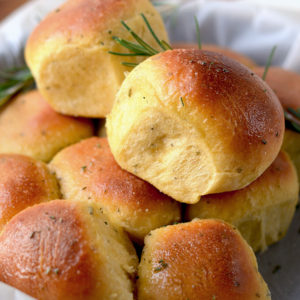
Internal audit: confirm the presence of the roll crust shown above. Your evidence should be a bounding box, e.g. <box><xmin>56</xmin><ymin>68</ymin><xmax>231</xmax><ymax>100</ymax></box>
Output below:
<box><xmin>25</xmin><ymin>0</ymin><xmax>168</xmax><ymax>117</ymax></box>
<box><xmin>186</xmin><ymin>151</ymin><xmax>299</xmax><ymax>251</ymax></box>
<box><xmin>49</xmin><ymin>137</ymin><xmax>181</xmax><ymax>242</ymax></box>
<box><xmin>0</xmin><ymin>90</ymin><xmax>93</xmax><ymax>161</ymax></box>
<box><xmin>0</xmin><ymin>154</ymin><xmax>60</xmax><ymax>230</ymax></box>
<box><xmin>138</xmin><ymin>219</ymin><xmax>270</xmax><ymax>300</ymax></box>
<box><xmin>0</xmin><ymin>200</ymin><xmax>138</xmax><ymax>300</ymax></box>
<box><xmin>173</xmin><ymin>43</ymin><xmax>257</xmax><ymax>69</ymax></box>
<box><xmin>107</xmin><ymin>49</ymin><xmax>284</xmax><ymax>203</ymax></box>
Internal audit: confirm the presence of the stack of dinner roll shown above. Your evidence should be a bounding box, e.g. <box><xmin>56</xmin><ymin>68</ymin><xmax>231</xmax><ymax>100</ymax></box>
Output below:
<box><xmin>0</xmin><ymin>0</ymin><xmax>299</xmax><ymax>299</ymax></box>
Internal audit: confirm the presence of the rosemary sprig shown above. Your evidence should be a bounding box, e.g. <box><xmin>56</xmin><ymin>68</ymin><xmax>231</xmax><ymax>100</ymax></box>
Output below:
<box><xmin>194</xmin><ymin>16</ymin><xmax>202</xmax><ymax>49</ymax></box>
<box><xmin>121</xmin><ymin>19</ymin><xmax>159</xmax><ymax>55</ymax></box>
<box><xmin>262</xmin><ymin>45</ymin><xmax>277</xmax><ymax>81</ymax></box>
<box><xmin>140</xmin><ymin>13</ymin><xmax>172</xmax><ymax>51</ymax></box>
<box><xmin>0</xmin><ymin>66</ymin><xmax>34</xmax><ymax>108</ymax></box>
<box><xmin>109</xmin><ymin>13</ymin><xmax>172</xmax><ymax>66</ymax></box>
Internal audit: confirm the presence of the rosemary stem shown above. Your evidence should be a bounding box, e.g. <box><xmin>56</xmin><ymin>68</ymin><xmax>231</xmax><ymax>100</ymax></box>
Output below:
<box><xmin>262</xmin><ymin>46</ymin><xmax>277</xmax><ymax>81</ymax></box>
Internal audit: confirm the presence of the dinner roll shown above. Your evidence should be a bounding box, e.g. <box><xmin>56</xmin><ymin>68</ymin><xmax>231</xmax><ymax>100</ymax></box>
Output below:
<box><xmin>173</xmin><ymin>42</ymin><xmax>257</xmax><ymax>68</ymax></box>
<box><xmin>107</xmin><ymin>49</ymin><xmax>284</xmax><ymax>204</ymax></box>
<box><xmin>0</xmin><ymin>200</ymin><xmax>138</xmax><ymax>300</ymax></box>
<box><xmin>0</xmin><ymin>154</ymin><xmax>60</xmax><ymax>231</ymax></box>
<box><xmin>25</xmin><ymin>0</ymin><xmax>168</xmax><ymax>117</ymax></box>
<box><xmin>0</xmin><ymin>90</ymin><xmax>93</xmax><ymax>162</ymax></box>
<box><xmin>254</xmin><ymin>66</ymin><xmax>300</xmax><ymax>186</ymax></box>
<box><xmin>138</xmin><ymin>219</ymin><xmax>270</xmax><ymax>300</ymax></box>
<box><xmin>186</xmin><ymin>151</ymin><xmax>298</xmax><ymax>252</ymax></box>
<box><xmin>49</xmin><ymin>137</ymin><xmax>181</xmax><ymax>242</ymax></box>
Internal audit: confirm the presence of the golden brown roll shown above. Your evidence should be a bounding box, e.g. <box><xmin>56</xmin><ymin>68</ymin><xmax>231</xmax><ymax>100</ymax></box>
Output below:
<box><xmin>49</xmin><ymin>137</ymin><xmax>181</xmax><ymax>242</ymax></box>
<box><xmin>0</xmin><ymin>154</ymin><xmax>60</xmax><ymax>231</ymax></box>
<box><xmin>25</xmin><ymin>0</ymin><xmax>168</xmax><ymax>117</ymax></box>
<box><xmin>253</xmin><ymin>66</ymin><xmax>300</xmax><ymax>186</ymax></box>
<box><xmin>107</xmin><ymin>49</ymin><xmax>285</xmax><ymax>204</ymax></box>
<box><xmin>138</xmin><ymin>219</ymin><xmax>270</xmax><ymax>300</ymax></box>
<box><xmin>173</xmin><ymin>42</ymin><xmax>257</xmax><ymax>69</ymax></box>
<box><xmin>0</xmin><ymin>199</ymin><xmax>138</xmax><ymax>300</ymax></box>
<box><xmin>186</xmin><ymin>151</ymin><xmax>298</xmax><ymax>252</ymax></box>
<box><xmin>0</xmin><ymin>90</ymin><xmax>94</xmax><ymax>162</ymax></box>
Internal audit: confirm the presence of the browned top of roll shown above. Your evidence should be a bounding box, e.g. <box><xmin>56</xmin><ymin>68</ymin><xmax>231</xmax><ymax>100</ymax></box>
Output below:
<box><xmin>0</xmin><ymin>154</ymin><xmax>59</xmax><ymax>230</ymax></box>
<box><xmin>0</xmin><ymin>90</ymin><xmax>93</xmax><ymax>161</ymax></box>
<box><xmin>10</xmin><ymin>90</ymin><xmax>92</xmax><ymax>134</ymax></box>
<box><xmin>147</xmin><ymin>49</ymin><xmax>284</xmax><ymax>163</ymax></box>
<box><xmin>0</xmin><ymin>199</ymin><xmax>138</xmax><ymax>299</ymax></box>
<box><xmin>253</xmin><ymin>66</ymin><xmax>300</xmax><ymax>109</ymax></box>
<box><xmin>55</xmin><ymin>137</ymin><xmax>177</xmax><ymax>211</ymax></box>
<box><xmin>138</xmin><ymin>219</ymin><xmax>270</xmax><ymax>300</ymax></box>
<box><xmin>0</xmin><ymin>200</ymin><xmax>96</xmax><ymax>299</ymax></box>
<box><xmin>27</xmin><ymin>0</ymin><xmax>147</xmax><ymax>50</ymax></box>
<box><xmin>173</xmin><ymin>43</ymin><xmax>257</xmax><ymax>68</ymax></box>
<box><xmin>50</xmin><ymin>137</ymin><xmax>180</xmax><ymax>241</ymax></box>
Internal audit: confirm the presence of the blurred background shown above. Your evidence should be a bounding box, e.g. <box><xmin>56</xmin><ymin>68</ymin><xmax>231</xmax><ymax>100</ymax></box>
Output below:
<box><xmin>0</xmin><ymin>0</ymin><xmax>28</xmax><ymax>20</ymax></box>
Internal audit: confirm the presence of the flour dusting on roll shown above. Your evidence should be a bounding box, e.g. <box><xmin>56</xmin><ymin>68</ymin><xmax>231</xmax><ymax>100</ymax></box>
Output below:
<box><xmin>107</xmin><ymin>49</ymin><xmax>284</xmax><ymax>204</ymax></box>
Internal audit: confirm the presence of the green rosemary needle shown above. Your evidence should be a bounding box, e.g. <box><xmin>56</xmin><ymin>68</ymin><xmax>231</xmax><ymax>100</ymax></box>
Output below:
<box><xmin>262</xmin><ymin>45</ymin><xmax>277</xmax><ymax>81</ymax></box>
<box><xmin>122</xmin><ymin>62</ymin><xmax>139</xmax><ymax>67</ymax></box>
<box><xmin>194</xmin><ymin>16</ymin><xmax>202</xmax><ymax>49</ymax></box>
<box><xmin>0</xmin><ymin>66</ymin><xmax>34</xmax><ymax>108</ymax></box>
<box><xmin>140</xmin><ymin>13</ymin><xmax>172</xmax><ymax>51</ymax></box>
<box><xmin>108</xmin><ymin>13</ymin><xmax>173</xmax><ymax>65</ymax></box>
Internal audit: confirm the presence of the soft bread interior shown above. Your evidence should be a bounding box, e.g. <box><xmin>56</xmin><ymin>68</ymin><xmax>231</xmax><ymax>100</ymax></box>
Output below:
<box><xmin>77</xmin><ymin>200</ymin><xmax>138</xmax><ymax>300</ymax></box>
<box><xmin>49</xmin><ymin>138</ymin><xmax>181</xmax><ymax>242</ymax></box>
<box><xmin>37</xmin><ymin>45</ymin><xmax>121</xmax><ymax>117</ymax></box>
<box><xmin>107</xmin><ymin>50</ymin><xmax>284</xmax><ymax>203</ymax></box>
<box><xmin>0</xmin><ymin>200</ymin><xmax>138</xmax><ymax>300</ymax></box>
<box><xmin>110</xmin><ymin>107</ymin><xmax>215</xmax><ymax>204</ymax></box>
<box><xmin>186</xmin><ymin>151</ymin><xmax>299</xmax><ymax>251</ymax></box>
<box><xmin>27</xmin><ymin>3</ymin><xmax>169</xmax><ymax>117</ymax></box>
<box><xmin>237</xmin><ymin>200</ymin><xmax>296</xmax><ymax>251</ymax></box>
<box><xmin>107</xmin><ymin>70</ymin><xmax>252</xmax><ymax>204</ymax></box>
